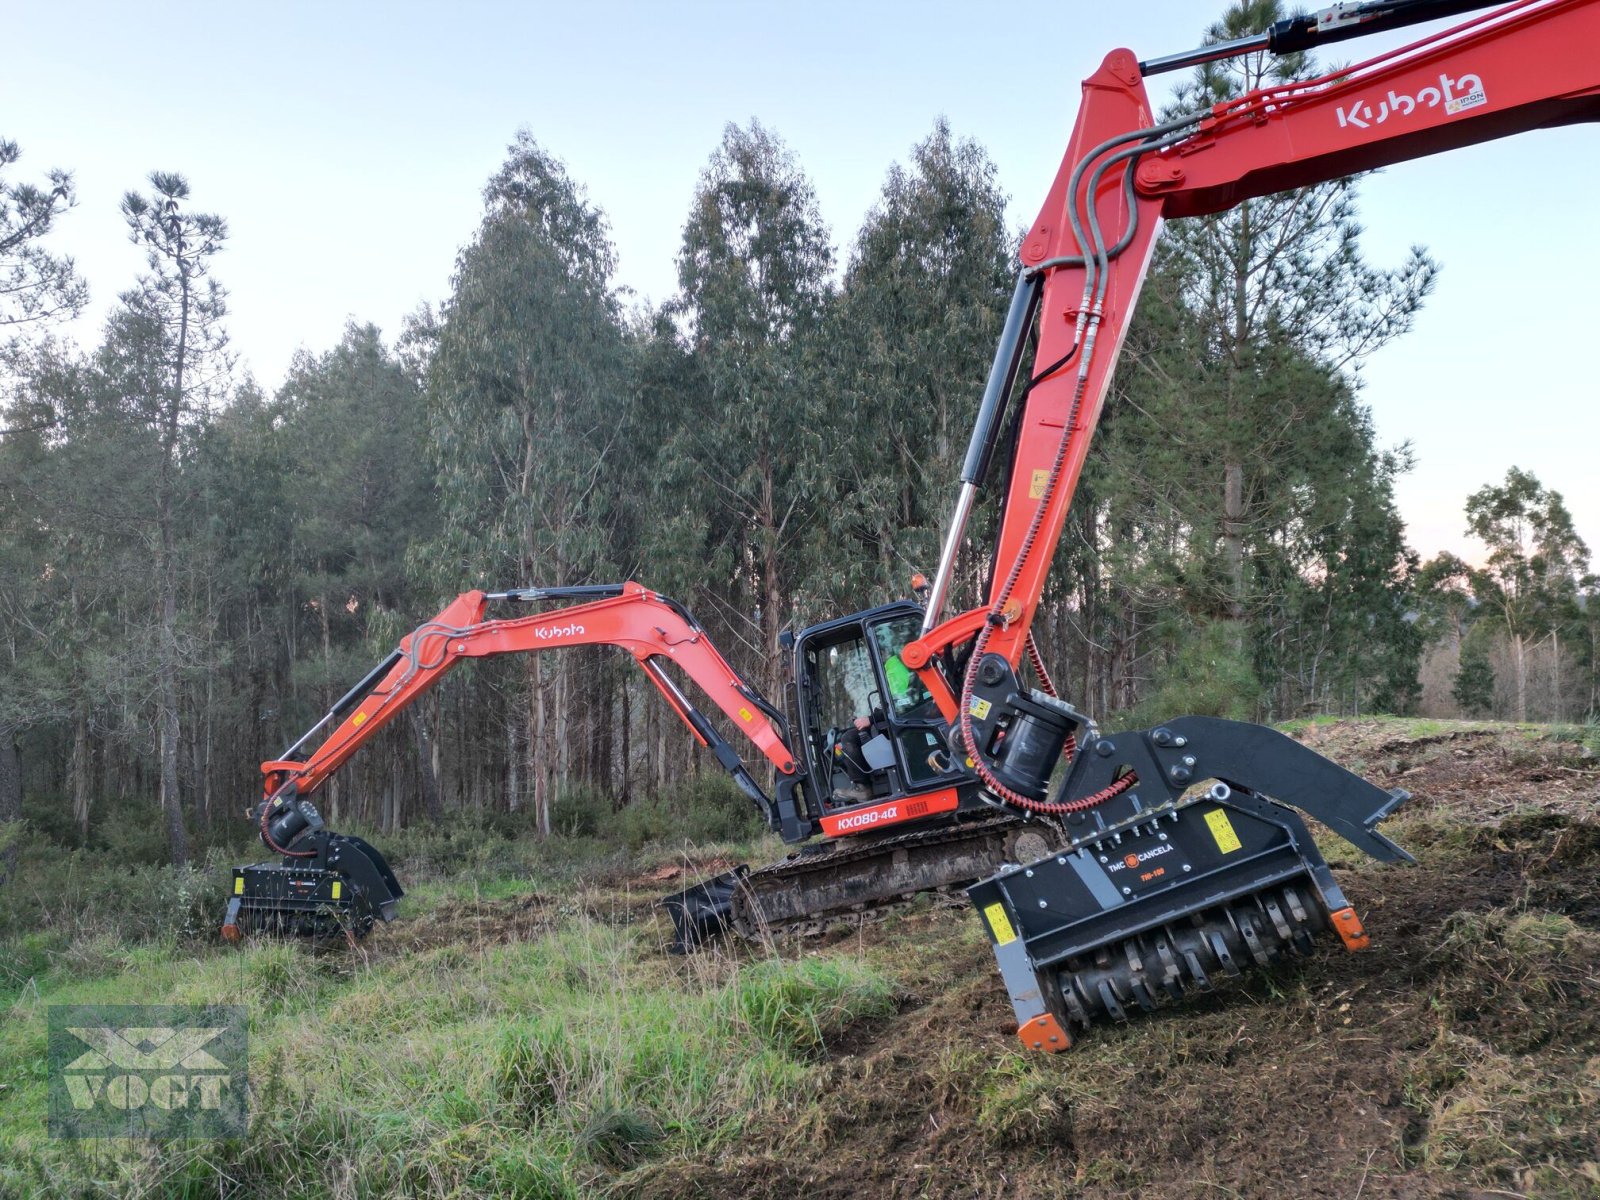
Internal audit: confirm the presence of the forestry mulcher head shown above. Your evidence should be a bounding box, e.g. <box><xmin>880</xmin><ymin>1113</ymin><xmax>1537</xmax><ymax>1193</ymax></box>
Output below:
<box><xmin>221</xmin><ymin>787</ymin><xmax>403</xmax><ymax>942</ymax></box>
<box><xmin>966</xmin><ymin>715</ymin><xmax>1413</xmax><ymax>1051</ymax></box>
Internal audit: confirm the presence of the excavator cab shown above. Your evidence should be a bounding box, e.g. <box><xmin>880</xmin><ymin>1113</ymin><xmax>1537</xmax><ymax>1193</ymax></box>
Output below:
<box><xmin>790</xmin><ymin>602</ymin><xmax>975</xmax><ymax>837</ymax></box>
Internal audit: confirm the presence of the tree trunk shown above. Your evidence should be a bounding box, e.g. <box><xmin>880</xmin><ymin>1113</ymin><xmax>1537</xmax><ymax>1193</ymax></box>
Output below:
<box><xmin>1512</xmin><ymin>632</ymin><xmax>1528</xmax><ymax>723</ymax></box>
<box><xmin>71</xmin><ymin>713</ymin><xmax>91</xmax><ymax>842</ymax></box>
<box><xmin>1223</xmin><ymin>461</ymin><xmax>1246</xmax><ymax>626</ymax></box>
<box><xmin>760</xmin><ymin>460</ymin><xmax>785</xmax><ymax>702</ymax></box>
<box><xmin>409</xmin><ymin>707</ymin><xmax>443</xmax><ymax>821</ymax></box>
<box><xmin>506</xmin><ymin>706</ymin><xmax>521</xmax><ymax>812</ymax></box>
<box><xmin>619</xmin><ymin>677</ymin><xmax>631</xmax><ymax>805</ymax></box>
<box><xmin>0</xmin><ymin>722</ymin><xmax>20</xmax><ymax>888</ymax></box>
<box><xmin>157</xmin><ymin>552</ymin><xmax>189</xmax><ymax>866</ymax></box>
<box><xmin>1550</xmin><ymin>631</ymin><xmax>1561</xmax><ymax>724</ymax></box>
<box><xmin>529</xmin><ymin>661</ymin><xmax>552</xmax><ymax>838</ymax></box>
<box><xmin>155</xmin><ymin>250</ymin><xmax>192</xmax><ymax>868</ymax></box>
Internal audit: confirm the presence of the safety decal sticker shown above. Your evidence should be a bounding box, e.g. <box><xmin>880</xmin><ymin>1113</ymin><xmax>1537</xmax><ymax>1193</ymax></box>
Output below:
<box><xmin>1205</xmin><ymin>807</ymin><xmax>1242</xmax><ymax>854</ymax></box>
<box><xmin>984</xmin><ymin>902</ymin><xmax>1017</xmax><ymax>946</ymax></box>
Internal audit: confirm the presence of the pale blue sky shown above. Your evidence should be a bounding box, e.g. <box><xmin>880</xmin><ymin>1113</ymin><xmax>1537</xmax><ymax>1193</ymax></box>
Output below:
<box><xmin>6</xmin><ymin>1</ymin><xmax>1596</xmax><ymax>563</ymax></box>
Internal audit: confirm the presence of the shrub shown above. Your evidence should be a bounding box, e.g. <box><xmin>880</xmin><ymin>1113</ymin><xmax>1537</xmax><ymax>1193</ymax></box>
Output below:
<box><xmin>614</xmin><ymin>775</ymin><xmax>751</xmax><ymax>850</ymax></box>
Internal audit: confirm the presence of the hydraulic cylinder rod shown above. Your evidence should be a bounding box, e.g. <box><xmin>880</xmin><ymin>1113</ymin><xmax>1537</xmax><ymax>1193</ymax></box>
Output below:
<box><xmin>1139</xmin><ymin>0</ymin><xmax>1504</xmax><ymax>75</ymax></box>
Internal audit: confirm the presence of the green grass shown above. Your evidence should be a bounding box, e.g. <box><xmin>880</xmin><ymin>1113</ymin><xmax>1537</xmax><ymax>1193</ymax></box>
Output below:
<box><xmin>4</xmin><ymin>716</ymin><xmax>1596</xmax><ymax>1198</ymax></box>
<box><xmin>0</xmin><ymin>777</ymin><xmax>856</xmax><ymax>1198</ymax></box>
<box><xmin>0</xmin><ymin>915</ymin><xmax>895</xmax><ymax>1198</ymax></box>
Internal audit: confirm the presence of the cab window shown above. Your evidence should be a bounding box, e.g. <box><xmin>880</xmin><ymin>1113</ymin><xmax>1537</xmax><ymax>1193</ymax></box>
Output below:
<box><xmin>869</xmin><ymin>615</ymin><xmax>934</xmax><ymax>717</ymax></box>
<box><xmin>812</xmin><ymin>632</ymin><xmax>876</xmax><ymax>732</ymax></box>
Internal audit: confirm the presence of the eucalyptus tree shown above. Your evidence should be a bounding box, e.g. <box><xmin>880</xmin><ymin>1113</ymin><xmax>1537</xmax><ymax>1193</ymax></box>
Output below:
<box><xmin>671</xmin><ymin>121</ymin><xmax>834</xmax><ymax>691</ymax></box>
<box><xmin>822</xmin><ymin>119</ymin><xmax>1012</xmax><ymax>615</ymax></box>
<box><xmin>1465</xmin><ymin>467</ymin><xmax>1589</xmax><ymax>721</ymax></box>
<box><xmin>423</xmin><ymin>132</ymin><xmax>628</xmax><ymax>833</ymax></box>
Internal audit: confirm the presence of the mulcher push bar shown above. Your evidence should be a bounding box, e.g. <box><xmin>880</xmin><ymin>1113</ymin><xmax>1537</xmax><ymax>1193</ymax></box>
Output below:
<box><xmin>1139</xmin><ymin>0</ymin><xmax>1505</xmax><ymax>75</ymax></box>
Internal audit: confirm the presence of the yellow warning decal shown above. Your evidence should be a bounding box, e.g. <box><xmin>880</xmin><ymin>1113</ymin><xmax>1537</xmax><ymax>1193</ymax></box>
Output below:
<box><xmin>984</xmin><ymin>902</ymin><xmax>1017</xmax><ymax>945</ymax></box>
<box><xmin>234</xmin><ymin>876</ymin><xmax>245</xmax><ymax>895</ymax></box>
<box><xmin>970</xmin><ymin>697</ymin><xmax>993</xmax><ymax>720</ymax></box>
<box><xmin>1029</xmin><ymin>469</ymin><xmax>1049</xmax><ymax>500</ymax></box>
<box><xmin>1205</xmin><ymin>807</ymin><xmax>1242</xmax><ymax>854</ymax></box>
<box><xmin>739</xmin><ymin>706</ymin><xmax>753</xmax><ymax>722</ymax></box>
<box><xmin>332</xmin><ymin>881</ymin><xmax>343</xmax><ymax>900</ymax></box>
<box><xmin>351</xmin><ymin>711</ymin><xmax>368</xmax><ymax>728</ymax></box>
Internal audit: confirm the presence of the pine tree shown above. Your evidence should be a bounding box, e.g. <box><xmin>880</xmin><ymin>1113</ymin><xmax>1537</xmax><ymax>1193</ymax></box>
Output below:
<box><xmin>0</xmin><ymin>138</ymin><xmax>86</xmax><ymax>879</ymax></box>
<box><xmin>0</xmin><ymin>138</ymin><xmax>87</xmax><ymax>345</ymax></box>
<box><xmin>113</xmin><ymin>172</ymin><xmax>231</xmax><ymax>866</ymax></box>
<box><xmin>1452</xmin><ymin>632</ymin><xmax>1497</xmax><ymax>717</ymax></box>
<box><xmin>1161</xmin><ymin>1</ymin><xmax>1435</xmax><ymax>637</ymax></box>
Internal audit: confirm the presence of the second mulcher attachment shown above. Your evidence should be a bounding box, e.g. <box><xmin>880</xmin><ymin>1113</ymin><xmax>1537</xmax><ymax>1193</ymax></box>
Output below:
<box><xmin>221</xmin><ymin>787</ymin><xmax>403</xmax><ymax>942</ymax></box>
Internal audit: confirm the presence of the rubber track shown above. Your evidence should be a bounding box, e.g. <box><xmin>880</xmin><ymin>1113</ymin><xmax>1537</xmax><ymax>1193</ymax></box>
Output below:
<box><xmin>731</xmin><ymin>812</ymin><xmax>1058</xmax><ymax>939</ymax></box>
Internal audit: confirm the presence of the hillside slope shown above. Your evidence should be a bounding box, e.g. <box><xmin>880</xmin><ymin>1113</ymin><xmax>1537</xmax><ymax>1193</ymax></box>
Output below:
<box><xmin>634</xmin><ymin>720</ymin><xmax>1600</xmax><ymax>1199</ymax></box>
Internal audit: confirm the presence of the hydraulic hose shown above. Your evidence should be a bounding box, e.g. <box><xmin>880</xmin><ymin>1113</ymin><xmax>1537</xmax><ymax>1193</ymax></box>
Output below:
<box><xmin>958</xmin><ymin>112</ymin><xmax>1204</xmax><ymax>815</ymax></box>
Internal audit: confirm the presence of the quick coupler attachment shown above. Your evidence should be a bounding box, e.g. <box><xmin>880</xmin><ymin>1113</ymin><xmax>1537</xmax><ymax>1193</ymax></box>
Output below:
<box><xmin>969</xmin><ymin>716</ymin><xmax>1412</xmax><ymax>1051</ymax></box>
<box><xmin>222</xmin><ymin>830</ymin><xmax>403</xmax><ymax>942</ymax></box>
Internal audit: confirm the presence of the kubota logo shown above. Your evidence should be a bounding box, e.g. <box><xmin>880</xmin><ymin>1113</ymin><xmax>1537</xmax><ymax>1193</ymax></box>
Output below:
<box><xmin>534</xmin><ymin>622</ymin><xmax>585</xmax><ymax>640</ymax></box>
<box><xmin>49</xmin><ymin>1005</ymin><xmax>247</xmax><ymax>1139</ymax></box>
<box><xmin>1336</xmin><ymin>70</ymin><xmax>1486</xmax><ymax>131</ymax></box>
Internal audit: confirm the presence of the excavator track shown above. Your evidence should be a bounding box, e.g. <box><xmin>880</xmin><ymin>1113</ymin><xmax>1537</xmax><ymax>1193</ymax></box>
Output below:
<box><xmin>728</xmin><ymin>813</ymin><xmax>1068</xmax><ymax>940</ymax></box>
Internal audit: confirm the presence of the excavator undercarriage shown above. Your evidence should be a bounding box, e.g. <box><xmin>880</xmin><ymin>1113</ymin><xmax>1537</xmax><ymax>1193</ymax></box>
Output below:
<box><xmin>666</xmin><ymin>811</ymin><xmax>1067</xmax><ymax>948</ymax></box>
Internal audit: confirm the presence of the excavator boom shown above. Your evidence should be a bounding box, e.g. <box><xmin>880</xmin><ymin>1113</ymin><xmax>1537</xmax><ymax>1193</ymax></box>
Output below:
<box><xmin>225</xmin><ymin>583</ymin><xmax>817</xmax><ymax>940</ymax></box>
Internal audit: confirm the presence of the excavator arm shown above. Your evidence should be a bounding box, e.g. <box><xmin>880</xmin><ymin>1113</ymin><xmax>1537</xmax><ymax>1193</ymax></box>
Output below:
<box><xmin>916</xmin><ymin>0</ymin><xmax>1600</xmax><ymax>682</ymax></box>
<box><xmin>223</xmin><ymin>582</ymin><xmax>816</xmax><ymax>941</ymax></box>
<box><xmin>259</xmin><ymin>581</ymin><xmax>805</xmax><ymax>835</ymax></box>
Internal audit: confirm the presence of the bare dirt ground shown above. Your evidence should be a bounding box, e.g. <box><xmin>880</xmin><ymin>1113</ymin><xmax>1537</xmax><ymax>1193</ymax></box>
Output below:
<box><xmin>625</xmin><ymin>721</ymin><xmax>1600</xmax><ymax>1200</ymax></box>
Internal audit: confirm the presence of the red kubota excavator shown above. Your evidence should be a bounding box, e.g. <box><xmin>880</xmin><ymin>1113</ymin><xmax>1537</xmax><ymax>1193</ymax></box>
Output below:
<box><xmin>224</xmin><ymin>0</ymin><xmax>1600</xmax><ymax>1050</ymax></box>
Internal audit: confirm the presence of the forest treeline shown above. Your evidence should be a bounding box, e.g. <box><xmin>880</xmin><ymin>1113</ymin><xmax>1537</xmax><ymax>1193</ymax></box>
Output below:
<box><xmin>0</xmin><ymin>6</ymin><xmax>1595</xmax><ymax>868</ymax></box>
